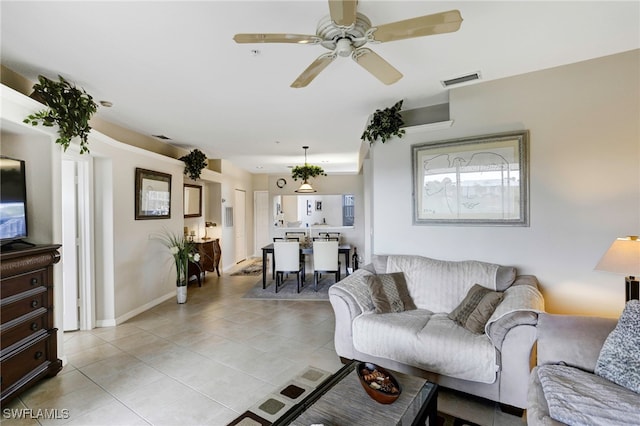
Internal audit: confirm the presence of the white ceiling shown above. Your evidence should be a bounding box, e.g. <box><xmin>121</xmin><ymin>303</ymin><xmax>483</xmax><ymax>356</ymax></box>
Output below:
<box><xmin>2</xmin><ymin>1</ymin><xmax>638</xmax><ymax>174</ymax></box>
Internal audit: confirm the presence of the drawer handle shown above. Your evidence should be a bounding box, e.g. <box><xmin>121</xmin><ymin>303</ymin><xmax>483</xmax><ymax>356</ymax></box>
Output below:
<box><xmin>34</xmin><ymin>351</ymin><xmax>43</xmax><ymax>360</ymax></box>
<box><xmin>31</xmin><ymin>322</ymin><xmax>39</xmax><ymax>331</ymax></box>
<box><xmin>31</xmin><ymin>300</ymin><xmax>39</xmax><ymax>308</ymax></box>
<box><xmin>31</xmin><ymin>277</ymin><xmax>39</xmax><ymax>285</ymax></box>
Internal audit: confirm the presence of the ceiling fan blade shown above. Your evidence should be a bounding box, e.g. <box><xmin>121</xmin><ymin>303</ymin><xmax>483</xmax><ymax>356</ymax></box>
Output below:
<box><xmin>371</xmin><ymin>10</ymin><xmax>463</xmax><ymax>43</ymax></box>
<box><xmin>291</xmin><ymin>54</ymin><xmax>336</xmax><ymax>88</ymax></box>
<box><xmin>328</xmin><ymin>0</ymin><xmax>358</xmax><ymax>27</ymax></box>
<box><xmin>233</xmin><ymin>33</ymin><xmax>320</xmax><ymax>44</ymax></box>
<box><xmin>352</xmin><ymin>48</ymin><xmax>402</xmax><ymax>85</ymax></box>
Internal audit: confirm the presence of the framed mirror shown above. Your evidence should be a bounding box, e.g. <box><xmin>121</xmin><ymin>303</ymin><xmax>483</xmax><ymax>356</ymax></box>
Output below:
<box><xmin>135</xmin><ymin>168</ymin><xmax>171</xmax><ymax>220</ymax></box>
<box><xmin>184</xmin><ymin>184</ymin><xmax>202</xmax><ymax>218</ymax></box>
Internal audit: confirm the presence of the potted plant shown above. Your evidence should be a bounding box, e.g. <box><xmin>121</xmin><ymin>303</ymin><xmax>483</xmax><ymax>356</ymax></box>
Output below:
<box><xmin>180</xmin><ymin>149</ymin><xmax>208</xmax><ymax>180</ymax></box>
<box><xmin>360</xmin><ymin>100</ymin><xmax>405</xmax><ymax>145</ymax></box>
<box><xmin>291</xmin><ymin>145</ymin><xmax>326</xmax><ymax>182</ymax></box>
<box><xmin>23</xmin><ymin>75</ymin><xmax>98</xmax><ymax>154</ymax></box>
<box><xmin>157</xmin><ymin>229</ymin><xmax>200</xmax><ymax>303</ymax></box>
<box><xmin>291</xmin><ymin>164</ymin><xmax>327</xmax><ymax>182</ymax></box>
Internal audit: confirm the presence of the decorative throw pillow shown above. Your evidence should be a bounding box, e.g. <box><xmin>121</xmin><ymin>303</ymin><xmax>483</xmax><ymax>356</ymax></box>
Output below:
<box><xmin>448</xmin><ymin>284</ymin><xmax>504</xmax><ymax>334</ymax></box>
<box><xmin>594</xmin><ymin>299</ymin><xmax>640</xmax><ymax>394</ymax></box>
<box><xmin>366</xmin><ymin>272</ymin><xmax>416</xmax><ymax>314</ymax></box>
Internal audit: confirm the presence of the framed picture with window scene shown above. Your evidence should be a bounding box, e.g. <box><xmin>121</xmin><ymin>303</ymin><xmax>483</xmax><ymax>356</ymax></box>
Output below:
<box><xmin>412</xmin><ymin>130</ymin><xmax>529</xmax><ymax>226</ymax></box>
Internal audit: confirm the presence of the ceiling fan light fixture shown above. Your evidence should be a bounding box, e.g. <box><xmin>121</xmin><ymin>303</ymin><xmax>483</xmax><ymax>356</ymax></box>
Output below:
<box><xmin>336</xmin><ymin>38</ymin><xmax>353</xmax><ymax>57</ymax></box>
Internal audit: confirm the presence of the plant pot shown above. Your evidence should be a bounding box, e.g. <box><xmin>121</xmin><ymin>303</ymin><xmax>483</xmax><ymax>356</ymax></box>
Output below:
<box><xmin>177</xmin><ymin>285</ymin><xmax>187</xmax><ymax>304</ymax></box>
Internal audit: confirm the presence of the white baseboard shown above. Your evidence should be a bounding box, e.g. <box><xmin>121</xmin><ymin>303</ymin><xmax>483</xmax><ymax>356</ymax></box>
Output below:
<box><xmin>96</xmin><ymin>319</ymin><xmax>117</xmax><ymax>327</ymax></box>
<box><xmin>94</xmin><ymin>291</ymin><xmax>175</xmax><ymax>328</ymax></box>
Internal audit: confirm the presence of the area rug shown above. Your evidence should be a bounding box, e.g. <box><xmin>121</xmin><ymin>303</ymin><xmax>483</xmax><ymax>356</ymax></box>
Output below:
<box><xmin>230</xmin><ymin>258</ymin><xmax>264</xmax><ymax>276</ymax></box>
<box><xmin>242</xmin><ymin>274</ymin><xmax>335</xmax><ymax>301</ymax></box>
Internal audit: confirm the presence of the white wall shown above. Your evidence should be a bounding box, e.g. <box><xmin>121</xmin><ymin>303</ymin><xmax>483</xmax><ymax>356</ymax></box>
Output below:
<box><xmin>1</xmin><ymin>84</ymin><xmax>258</xmax><ymax>339</ymax></box>
<box><xmin>369</xmin><ymin>50</ymin><xmax>639</xmax><ymax>318</ymax></box>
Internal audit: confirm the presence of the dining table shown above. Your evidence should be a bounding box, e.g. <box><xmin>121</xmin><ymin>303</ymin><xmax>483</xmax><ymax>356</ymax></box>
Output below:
<box><xmin>261</xmin><ymin>242</ymin><xmax>352</xmax><ymax>289</ymax></box>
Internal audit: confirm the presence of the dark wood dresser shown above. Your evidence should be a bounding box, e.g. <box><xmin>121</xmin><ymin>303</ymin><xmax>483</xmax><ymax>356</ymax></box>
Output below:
<box><xmin>0</xmin><ymin>244</ymin><xmax>63</xmax><ymax>405</ymax></box>
<box><xmin>193</xmin><ymin>239</ymin><xmax>221</xmax><ymax>276</ymax></box>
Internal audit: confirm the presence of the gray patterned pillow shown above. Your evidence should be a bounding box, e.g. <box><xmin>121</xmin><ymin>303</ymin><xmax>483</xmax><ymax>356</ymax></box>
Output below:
<box><xmin>449</xmin><ymin>284</ymin><xmax>503</xmax><ymax>334</ymax></box>
<box><xmin>366</xmin><ymin>272</ymin><xmax>416</xmax><ymax>314</ymax></box>
<box><xmin>594</xmin><ymin>299</ymin><xmax>640</xmax><ymax>393</ymax></box>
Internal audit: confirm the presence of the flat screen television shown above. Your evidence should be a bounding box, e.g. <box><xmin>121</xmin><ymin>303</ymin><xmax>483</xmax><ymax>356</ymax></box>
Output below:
<box><xmin>0</xmin><ymin>156</ymin><xmax>29</xmax><ymax>244</ymax></box>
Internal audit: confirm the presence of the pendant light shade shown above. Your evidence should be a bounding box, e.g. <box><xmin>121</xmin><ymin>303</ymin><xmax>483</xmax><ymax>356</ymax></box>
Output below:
<box><xmin>295</xmin><ymin>180</ymin><xmax>316</xmax><ymax>193</ymax></box>
<box><xmin>292</xmin><ymin>146</ymin><xmax>325</xmax><ymax>193</ymax></box>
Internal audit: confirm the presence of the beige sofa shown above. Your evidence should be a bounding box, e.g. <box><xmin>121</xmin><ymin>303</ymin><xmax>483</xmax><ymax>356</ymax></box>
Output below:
<box><xmin>328</xmin><ymin>255</ymin><xmax>544</xmax><ymax>410</ymax></box>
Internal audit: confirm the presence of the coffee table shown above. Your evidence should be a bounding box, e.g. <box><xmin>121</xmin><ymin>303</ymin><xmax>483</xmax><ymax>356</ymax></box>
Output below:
<box><xmin>274</xmin><ymin>361</ymin><xmax>438</xmax><ymax>426</ymax></box>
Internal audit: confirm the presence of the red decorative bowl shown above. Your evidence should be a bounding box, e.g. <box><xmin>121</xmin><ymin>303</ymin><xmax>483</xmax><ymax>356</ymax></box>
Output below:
<box><xmin>356</xmin><ymin>362</ymin><xmax>402</xmax><ymax>404</ymax></box>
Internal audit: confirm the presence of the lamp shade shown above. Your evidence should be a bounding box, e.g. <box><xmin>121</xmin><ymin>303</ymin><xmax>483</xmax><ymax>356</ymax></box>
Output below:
<box><xmin>595</xmin><ymin>236</ymin><xmax>640</xmax><ymax>276</ymax></box>
<box><xmin>295</xmin><ymin>180</ymin><xmax>316</xmax><ymax>193</ymax></box>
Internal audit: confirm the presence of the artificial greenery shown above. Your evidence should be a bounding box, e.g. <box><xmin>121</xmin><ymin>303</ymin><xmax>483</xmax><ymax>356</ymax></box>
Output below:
<box><xmin>23</xmin><ymin>75</ymin><xmax>98</xmax><ymax>154</ymax></box>
<box><xmin>360</xmin><ymin>100</ymin><xmax>405</xmax><ymax>145</ymax></box>
<box><xmin>291</xmin><ymin>164</ymin><xmax>326</xmax><ymax>182</ymax></box>
<box><xmin>180</xmin><ymin>149</ymin><xmax>208</xmax><ymax>180</ymax></box>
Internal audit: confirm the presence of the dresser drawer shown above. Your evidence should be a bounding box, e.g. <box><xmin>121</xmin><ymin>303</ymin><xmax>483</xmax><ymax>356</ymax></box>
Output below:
<box><xmin>1</xmin><ymin>269</ymin><xmax>47</xmax><ymax>299</ymax></box>
<box><xmin>1</xmin><ymin>289</ymin><xmax>48</xmax><ymax>325</ymax></box>
<box><xmin>1</xmin><ymin>335</ymin><xmax>50</xmax><ymax>393</ymax></box>
<box><xmin>0</xmin><ymin>310</ymin><xmax>48</xmax><ymax>351</ymax></box>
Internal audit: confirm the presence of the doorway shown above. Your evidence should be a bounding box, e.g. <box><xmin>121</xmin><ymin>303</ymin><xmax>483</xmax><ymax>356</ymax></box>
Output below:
<box><xmin>234</xmin><ymin>189</ymin><xmax>247</xmax><ymax>263</ymax></box>
<box><xmin>254</xmin><ymin>191</ymin><xmax>269</xmax><ymax>256</ymax></box>
<box><xmin>61</xmin><ymin>156</ymin><xmax>94</xmax><ymax>331</ymax></box>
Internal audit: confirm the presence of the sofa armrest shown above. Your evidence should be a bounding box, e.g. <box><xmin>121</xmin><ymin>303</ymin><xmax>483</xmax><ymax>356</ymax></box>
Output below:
<box><xmin>486</xmin><ymin>275</ymin><xmax>544</xmax><ymax>349</ymax></box>
<box><xmin>536</xmin><ymin>313</ymin><xmax>617</xmax><ymax>372</ymax></box>
<box><xmin>328</xmin><ymin>269</ymin><xmax>374</xmax><ymax>359</ymax></box>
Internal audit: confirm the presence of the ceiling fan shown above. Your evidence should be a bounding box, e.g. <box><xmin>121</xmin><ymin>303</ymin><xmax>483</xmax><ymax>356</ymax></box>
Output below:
<box><xmin>233</xmin><ymin>0</ymin><xmax>463</xmax><ymax>88</ymax></box>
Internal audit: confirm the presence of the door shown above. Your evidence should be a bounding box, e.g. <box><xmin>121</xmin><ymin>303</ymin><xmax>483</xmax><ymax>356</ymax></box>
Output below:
<box><xmin>234</xmin><ymin>189</ymin><xmax>247</xmax><ymax>263</ymax></box>
<box><xmin>254</xmin><ymin>191</ymin><xmax>270</xmax><ymax>256</ymax></box>
<box><xmin>61</xmin><ymin>156</ymin><xmax>94</xmax><ymax>331</ymax></box>
<box><xmin>61</xmin><ymin>160</ymin><xmax>79</xmax><ymax>331</ymax></box>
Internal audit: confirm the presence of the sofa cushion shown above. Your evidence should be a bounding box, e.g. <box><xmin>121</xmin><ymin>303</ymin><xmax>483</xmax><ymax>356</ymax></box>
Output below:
<box><xmin>384</xmin><ymin>255</ymin><xmax>514</xmax><ymax>313</ymax></box>
<box><xmin>353</xmin><ymin>312</ymin><xmax>498</xmax><ymax>384</ymax></box>
<box><xmin>449</xmin><ymin>284</ymin><xmax>503</xmax><ymax>334</ymax></box>
<box><xmin>367</xmin><ymin>272</ymin><xmax>416</xmax><ymax>314</ymax></box>
<box><xmin>594</xmin><ymin>300</ymin><xmax>640</xmax><ymax>394</ymax></box>
<box><xmin>536</xmin><ymin>364</ymin><xmax>640</xmax><ymax>425</ymax></box>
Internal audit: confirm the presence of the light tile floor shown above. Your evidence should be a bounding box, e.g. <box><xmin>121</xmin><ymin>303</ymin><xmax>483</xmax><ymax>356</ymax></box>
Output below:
<box><xmin>2</xmin><ymin>262</ymin><xmax>525</xmax><ymax>426</ymax></box>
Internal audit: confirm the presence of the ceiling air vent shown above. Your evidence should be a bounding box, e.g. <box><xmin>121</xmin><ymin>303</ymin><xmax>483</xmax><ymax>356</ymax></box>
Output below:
<box><xmin>441</xmin><ymin>71</ymin><xmax>481</xmax><ymax>88</ymax></box>
<box><xmin>152</xmin><ymin>134</ymin><xmax>172</xmax><ymax>140</ymax></box>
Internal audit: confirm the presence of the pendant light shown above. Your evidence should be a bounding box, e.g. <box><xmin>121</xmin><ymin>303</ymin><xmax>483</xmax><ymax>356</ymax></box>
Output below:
<box><xmin>293</xmin><ymin>146</ymin><xmax>325</xmax><ymax>193</ymax></box>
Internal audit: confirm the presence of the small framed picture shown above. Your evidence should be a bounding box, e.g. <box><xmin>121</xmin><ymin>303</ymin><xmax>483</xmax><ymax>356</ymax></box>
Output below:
<box><xmin>316</xmin><ymin>201</ymin><xmax>322</xmax><ymax>211</ymax></box>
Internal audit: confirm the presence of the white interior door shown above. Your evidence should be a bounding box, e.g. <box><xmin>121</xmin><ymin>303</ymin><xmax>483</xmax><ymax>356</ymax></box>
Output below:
<box><xmin>254</xmin><ymin>191</ymin><xmax>270</xmax><ymax>256</ymax></box>
<box><xmin>234</xmin><ymin>189</ymin><xmax>247</xmax><ymax>263</ymax></box>
<box><xmin>61</xmin><ymin>160</ymin><xmax>79</xmax><ymax>331</ymax></box>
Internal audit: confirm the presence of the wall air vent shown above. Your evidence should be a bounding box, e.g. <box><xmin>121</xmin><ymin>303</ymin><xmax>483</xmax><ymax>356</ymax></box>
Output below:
<box><xmin>441</xmin><ymin>71</ymin><xmax>481</xmax><ymax>88</ymax></box>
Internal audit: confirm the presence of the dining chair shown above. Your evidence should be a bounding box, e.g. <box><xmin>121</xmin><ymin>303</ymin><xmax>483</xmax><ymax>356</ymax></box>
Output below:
<box><xmin>318</xmin><ymin>232</ymin><xmax>341</xmax><ymax>242</ymax></box>
<box><xmin>312</xmin><ymin>240</ymin><xmax>340</xmax><ymax>291</ymax></box>
<box><xmin>273</xmin><ymin>241</ymin><xmax>305</xmax><ymax>293</ymax></box>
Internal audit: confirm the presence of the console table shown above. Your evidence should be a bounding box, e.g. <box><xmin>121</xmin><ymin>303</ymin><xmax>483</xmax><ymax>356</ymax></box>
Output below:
<box><xmin>193</xmin><ymin>239</ymin><xmax>221</xmax><ymax>276</ymax></box>
<box><xmin>0</xmin><ymin>244</ymin><xmax>63</xmax><ymax>405</ymax></box>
